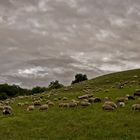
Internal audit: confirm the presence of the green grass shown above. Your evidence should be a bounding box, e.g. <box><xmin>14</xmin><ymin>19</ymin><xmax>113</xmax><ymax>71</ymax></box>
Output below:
<box><xmin>0</xmin><ymin>69</ymin><xmax>140</xmax><ymax>140</ymax></box>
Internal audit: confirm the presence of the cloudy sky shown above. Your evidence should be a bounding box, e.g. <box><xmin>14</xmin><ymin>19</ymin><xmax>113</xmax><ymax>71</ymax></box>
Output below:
<box><xmin>0</xmin><ymin>0</ymin><xmax>140</xmax><ymax>88</ymax></box>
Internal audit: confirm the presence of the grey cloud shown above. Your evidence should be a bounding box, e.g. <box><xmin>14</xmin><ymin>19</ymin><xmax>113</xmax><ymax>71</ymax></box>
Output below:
<box><xmin>0</xmin><ymin>0</ymin><xmax>140</xmax><ymax>87</ymax></box>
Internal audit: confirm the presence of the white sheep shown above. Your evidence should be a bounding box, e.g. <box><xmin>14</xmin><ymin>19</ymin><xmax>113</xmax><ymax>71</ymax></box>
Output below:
<box><xmin>27</xmin><ymin>105</ymin><xmax>35</xmax><ymax>111</ymax></box>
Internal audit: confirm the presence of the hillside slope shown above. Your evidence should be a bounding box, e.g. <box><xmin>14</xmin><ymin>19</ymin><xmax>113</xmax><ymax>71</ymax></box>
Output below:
<box><xmin>0</xmin><ymin>69</ymin><xmax>140</xmax><ymax>140</ymax></box>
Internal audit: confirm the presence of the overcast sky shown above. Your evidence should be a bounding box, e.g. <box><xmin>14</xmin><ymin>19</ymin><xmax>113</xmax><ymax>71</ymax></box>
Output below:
<box><xmin>0</xmin><ymin>0</ymin><xmax>140</xmax><ymax>88</ymax></box>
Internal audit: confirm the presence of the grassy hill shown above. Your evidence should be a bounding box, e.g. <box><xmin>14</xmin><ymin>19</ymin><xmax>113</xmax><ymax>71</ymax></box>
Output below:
<box><xmin>0</xmin><ymin>69</ymin><xmax>140</xmax><ymax>140</ymax></box>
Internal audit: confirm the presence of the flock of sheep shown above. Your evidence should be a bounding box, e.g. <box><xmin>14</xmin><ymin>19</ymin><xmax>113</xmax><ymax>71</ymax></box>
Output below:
<box><xmin>0</xmin><ymin>87</ymin><xmax>140</xmax><ymax>116</ymax></box>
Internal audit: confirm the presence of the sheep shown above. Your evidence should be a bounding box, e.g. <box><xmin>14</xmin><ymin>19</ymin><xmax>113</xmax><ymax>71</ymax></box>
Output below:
<box><xmin>71</xmin><ymin>99</ymin><xmax>80</xmax><ymax>105</ymax></box>
<box><xmin>27</xmin><ymin>105</ymin><xmax>35</xmax><ymax>111</ymax></box>
<box><xmin>3</xmin><ymin>105</ymin><xmax>12</xmax><ymax>111</ymax></box>
<box><xmin>78</xmin><ymin>94</ymin><xmax>93</xmax><ymax>99</ymax></box>
<box><xmin>116</xmin><ymin>97</ymin><xmax>128</xmax><ymax>103</ymax></box>
<box><xmin>102</xmin><ymin>104</ymin><xmax>115</xmax><ymax>110</ymax></box>
<box><xmin>88</xmin><ymin>98</ymin><xmax>95</xmax><ymax>103</ymax></box>
<box><xmin>59</xmin><ymin>103</ymin><xmax>69</xmax><ymax>108</ymax></box>
<box><xmin>104</xmin><ymin>101</ymin><xmax>117</xmax><ymax>109</ymax></box>
<box><xmin>132</xmin><ymin>104</ymin><xmax>140</xmax><ymax>111</ymax></box>
<box><xmin>80</xmin><ymin>101</ymin><xmax>91</xmax><ymax>106</ymax></box>
<box><xmin>117</xmin><ymin>102</ymin><xmax>125</xmax><ymax>107</ymax></box>
<box><xmin>83</xmin><ymin>99</ymin><xmax>89</xmax><ymax>102</ymax></box>
<box><xmin>3</xmin><ymin>109</ymin><xmax>11</xmax><ymax>115</ymax></box>
<box><xmin>94</xmin><ymin>97</ymin><xmax>101</xmax><ymax>103</ymax></box>
<box><xmin>134</xmin><ymin>92</ymin><xmax>140</xmax><ymax>96</ymax></box>
<box><xmin>39</xmin><ymin>104</ymin><xmax>49</xmax><ymax>111</ymax></box>
<box><xmin>18</xmin><ymin>103</ymin><xmax>25</xmax><ymax>107</ymax></box>
<box><xmin>104</xmin><ymin>97</ymin><xmax>111</xmax><ymax>102</ymax></box>
<box><xmin>126</xmin><ymin>95</ymin><xmax>135</xmax><ymax>100</ymax></box>
<box><xmin>34</xmin><ymin>100</ymin><xmax>41</xmax><ymax>106</ymax></box>
<box><xmin>63</xmin><ymin>97</ymin><xmax>68</xmax><ymax>100</ymax></box>
<box><xmin>47</xmin><ymin>101</ymin><xmax>55</xmax><ymax>107</ymax></box>
<box><xmin>53</xmin><ymin>98</ymin><xmax>58</xmax><ymax>101</ymax></box>
<box><xmin>68</xmin><ymin>102</ymin><xmax>77</xmax><ymax>108</ymax></box>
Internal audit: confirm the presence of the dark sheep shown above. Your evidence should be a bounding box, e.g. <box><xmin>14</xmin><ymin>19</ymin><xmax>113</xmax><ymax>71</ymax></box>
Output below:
<box><xmin>3</xmin><ymin>109</ymin><xmax>11</xmax><ymax>115</ymax></box>
<box><xmin>94</xmin><ymin>97</ymin><xmax>101</xmax><ymax>103</ymax></box>
<box><xmin>134</xmin><ymin>92</ymin><xmax>140</xmax><ymax>96</ymax></box>
<box><xmin>127</xmin><ymin>96</ymin><xmax>135</xmax><ymax>100</ymax></box>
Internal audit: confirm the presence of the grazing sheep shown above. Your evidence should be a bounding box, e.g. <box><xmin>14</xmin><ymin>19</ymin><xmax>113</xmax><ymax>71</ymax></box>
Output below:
<box><xmin>102</xmin><ymin>104</ymin><xmax>115</xmax><ymax>110</ymax></box>
<box><xmin>34</xmin><ymin>100</ymin><xmax>41</xmax><ymax>106</ymax></box>
<box><xmin>88</xmin><ymin>98</ymin><xmax>95</xmax><ymax>103</ymax></box>
<box><xmin>47</xmin><ymin>101</ymin><xmax>55</xmax><ymax>106</ymax></box>
<box><xmin>94</xmin><ymin>97</ymin><xmax>101</xmax><ymax>103</ymax></box>
<box><xmin>53</xmin><ymin>98</ymin><xmax>58</xmax><ymax>101</ymax></box>
<box><xmin>83</xmin><ymin>99</ymin><xmax>89</xmax><ymax>102</ymax></box>
<box><xmin>104</xmin><ymin>101</ymin><xmax>117</xmax><ymax>109</ymax></box>
<box><xmin>59</xmin><ymin>103</ymin><xmax>69</xmax><ymax>108</ymax></box>
<box><xmin>63</xmin><ymin>97</ymin><xmax>68</xmax><ymax>100</ymax></box>
<box><xmin>134</xmin><ymin>92</ymin><xmax>140</xmax><ymax>96</ymax></box>
<box><xmin>3</xmin><ymin>109</ymin><xmax>11</xmax><ymax>115</ymax></box>
<box><xmin>126</xmin><ymin>95</ymin><xmax>135</xmax><ymax>100</ymax></box>
<box><xmin>118</xmin><ymin>102</ymin><xmax>125</xmax><ymax>107</ymax></box>
<box><xmin>80</xmin><ymin>101</ymin><xmax>91</xmax><ymax>106</ymax></box>
<box><xmin>39</xmin><ymin>104</ymin><xmax>49</xmax><ymax>111</ymax></box>
<box><xmin>78</xmin><ymin>94</ymin><xmax>93</xmax><ymax>99</ymax></box>
<box><xmin>68</xmin><ymin>102</ymin><xmax>77</xmax><ymax>108</ymax></box>
<box><xmin>3</xmin><ymin>105</ymin><xmax>12</xmax><ymax>111</ymax></box>
<box><xmin>132</xmin><ymin>104</ymin><xmax>140</xmax><ymax>111</ymax></box>
<box><xmin>18</xmin><ymin>103</ymin><xmax>24</xmax><ymax>107</ymax></box>
<box><xmin>104</xmin><ymin>97</ymin><xmax>111</xmax><ymax>102</ymax></box>
<box><xmin>27</xmin><ymin>105</ymin><xmax>35</xmax><ymax>111</ymax></box>
<box><xmin>116</xmin><ymin>97</ymin><xmax>128</xmax><ymax>103</ymax></box>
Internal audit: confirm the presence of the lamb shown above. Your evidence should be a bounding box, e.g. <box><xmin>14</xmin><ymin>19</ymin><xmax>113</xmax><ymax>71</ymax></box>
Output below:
<box><xmin>132</xmin><ymin>104</ymin><xmax>140</xmax><ymax>111</ymax></box>
<box><xmin>39</xmin><ymin>104</ymin><xmax>49</xmax><ymax>110</ymax></box>
<box><xmin>27</xmin><ymin>105</ymin><xmax>35</xmax><ymax>111</ymax></box>
<box><xmin>102</xmin><ymin>104</ymin><xmax>115</xmax><ymax>110</ymax></box>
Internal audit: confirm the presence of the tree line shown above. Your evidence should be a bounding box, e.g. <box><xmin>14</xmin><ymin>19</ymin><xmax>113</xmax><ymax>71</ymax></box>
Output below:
<box><xmin>0</xmin><ymin>73</ymin><xmax>88</xmax><ymax>100</ymax></box>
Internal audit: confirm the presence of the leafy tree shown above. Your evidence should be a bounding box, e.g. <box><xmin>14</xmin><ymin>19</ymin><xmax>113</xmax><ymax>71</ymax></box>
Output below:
<box><xmin>48</xmin><ymin>80</ymin><xmax>64</xmax><ymax>89</ymax></box>
<box><xmin>32</xmin><ymin>86</ymin><xmax>47</xmax><ymax>94</ymax></box>
<box><xmin>72</xmin><ymin>73</ymin><xmax>88</xmax><ymax>84</ymax></box>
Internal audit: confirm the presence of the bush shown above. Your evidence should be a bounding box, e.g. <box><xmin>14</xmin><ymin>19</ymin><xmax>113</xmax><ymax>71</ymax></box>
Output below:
<box><xmin>0</xmin><ymin>92</ymin><xmax>8</xmax><ymax>100</ymax></box>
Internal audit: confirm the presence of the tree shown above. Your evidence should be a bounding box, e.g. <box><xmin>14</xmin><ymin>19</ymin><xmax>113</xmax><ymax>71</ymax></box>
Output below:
<box><xmin>72</xmin><ymin>73</ymin><xmax>88</xmax><ymax>84</ymax></box>
<box><xmin>32</xmin><ymin>86</ymin><xmax>47</xmax><ymax>94</ymax></box>
<box><xmin>48</xmin><ymin>80</ymin><xmax>64</xmax><ymax>89</ymax></box>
